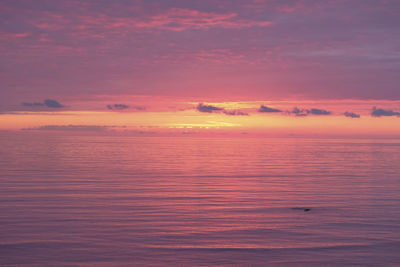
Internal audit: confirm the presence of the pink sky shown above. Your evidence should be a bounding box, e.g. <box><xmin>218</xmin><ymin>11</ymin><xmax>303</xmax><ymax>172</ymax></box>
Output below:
<box><xmin>1</xmin><ymin>0</ymin><xmax>400</xmax><ymax>135</ymax></box>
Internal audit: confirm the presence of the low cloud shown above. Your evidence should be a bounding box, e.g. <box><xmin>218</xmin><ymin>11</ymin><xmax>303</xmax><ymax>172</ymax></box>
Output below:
<box><xmin>223</xmin><ymin>110</ymin><xmax>249</xmax><ymax>116</ymax></box>
<box><xmin>309</xmin><ymin>108</ymin><xmax>331</xmax><ymax>115</ymax></box>
<box><xmin>258</xmin><ymin>105</ymin><xmax>282</xmax><ymax>113</ymax></box>
<box><xmin>107</xmin><ymin>104</ymin><xmax>146</xmax><ymax>111</ymax></box>
<box><xmin>21</xmin><ymin>99</ymin><xmax>64</xmax><ymax>108</ymax></box>
<box><xmin>371</xmin><ymin>107</ymin><xmax>400</xmax><ymax>117</ymax></box>
<box><xmin>196</xmin><ymin>103</ymin><xmax>224</xmax><ymax>113</ymax></box>
<box><xmin>131</xmin><ymin>105</ymin><xmax>146</xmax><ymax>111</ymax></box>
<box><xmin>22</xmin><ymin>125</ymin><xmax>126</xmax><ymax>131</ymax></box>
<box><xmin>289</xmin><ymin>107</ymin><xmax>331</xmax><ymax>116</ymax></box>
<box><xmin>291</xmin><ymin>107</ymin><xmax>309</xmax><ymax>116</ymax></box>
<box><xmin>195</xmin><ymin>103</ymin><xmax>248</xmax><ymax>116</ymax></box>
<box><xmin>344</xmin><ymin>111</ymin><xmax>360</xmax><ymax>118</ymax></box>
<box><xmin>107</xmin><ymin>104</ymin><xmax>129</xmax><ymax>110</ymax></box>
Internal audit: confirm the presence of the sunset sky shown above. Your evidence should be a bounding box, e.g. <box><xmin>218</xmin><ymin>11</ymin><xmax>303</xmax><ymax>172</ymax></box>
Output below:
<box><xmin>1</xmin><ymin>0</ymin><xmax>400</xmax><ymax>136</ymax></box>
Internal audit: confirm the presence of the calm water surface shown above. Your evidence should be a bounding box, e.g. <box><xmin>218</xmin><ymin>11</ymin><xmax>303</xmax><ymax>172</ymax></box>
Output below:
<box><xmin>1</xmin><ymin>133</ymin><xmax>400</xmax><ymax>266</ymax></box>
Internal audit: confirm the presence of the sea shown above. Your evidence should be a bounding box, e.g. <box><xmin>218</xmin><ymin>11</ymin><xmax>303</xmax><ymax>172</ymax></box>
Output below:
<box><xmin>1</xmin><ymin>132</ymin><xmax>400</xmax><ymax>266</ymax></box>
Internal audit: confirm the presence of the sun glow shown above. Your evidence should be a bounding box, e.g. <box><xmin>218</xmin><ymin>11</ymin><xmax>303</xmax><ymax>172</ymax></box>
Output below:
<box><xmin>2</xmin><ymin>101</ymin><xmax>400</xmax><ymax>137</ymax></box>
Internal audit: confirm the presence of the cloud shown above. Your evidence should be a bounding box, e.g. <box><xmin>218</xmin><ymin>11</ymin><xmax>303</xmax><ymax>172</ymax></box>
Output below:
<box><xmin>258</xmin><ymin>105</ymin><xmax>282</xmax><ymax>113</ymax></box>
<box><xmin>107</xmin><ymin>104</ymin><xmax>146</xmax><ymax>111</ymax></box>
<box><xmin>371</xmin><ymin>107</ymin><xmax>400</xmax><ymax>117</ymax></box>
<box><xmin>2</xmin><ymin>1</ymin><xmax>400</xmax><ymax>102</ymax></box>
<box><xmin>83</xmin><ymin>8</ymin><xmax>273</xmax><ymax>33</ymax></box>
<box><xmin>223</xmin><ymin>110</ymin><xmax>249</xmax><ymax>116</ymax></box>
<box><xmin>309</xmin><ymin>108</ymin><xmax>331</xmax><ymax>115</ymax></box>
<box><xmin>44</xmin><ymin>99</ymin><xmax>64</xmax><ymax>108</ymax></box>
<box><xmin>21</xmin><ymin>99</ymin><xmax>64</xmax><ymax>108</ymax></box>
<box><xmin>22</xmin><ymin>102</ymin><xmax>44</xmax><ymax>107</ymax></box>
<box><xmin>196</xmin><ymin>103</ymin><xmax>247</xmax><ymax>115</ymax></box>
<box><xmin>196</xmin><ymin>103</ymin><xmax>224</xmax><ymax>113</ymax></box>
<box><xmin>344</xmin><ymin>111</ymin><xmax>360</xmax><ymax>118</ymax></box>
<box><xmin>131</xmin><ymin>105</ymin><xmax>146</xmax><ymax>111</ymax></box>
<box><xmin>138</xmin><ymin>8</ymin><xmax>273</xmax><ymax>31</ymax></box>
<box><xmin>22</xmin><ymin>125</ymin><xmax>125</xmax><ymax>131</ymax></box>
<box><xmin>289</xmin><ymin>107</ymin><xmax>331</xmax><ymax>116</ymax></box>
<box><xmin>28</xmin><ymin>7</ymin><xmax>273</xmax><ymax>35</ymax></box>
<box><xmin>107</xmin><ymin>104</ymin><xmax>129</xmax><ymax>110</ymax></box>
<box><xmin>291</xmin><ymin>107</ymin><xmax>309</xmax><ymax>116</ymax></box>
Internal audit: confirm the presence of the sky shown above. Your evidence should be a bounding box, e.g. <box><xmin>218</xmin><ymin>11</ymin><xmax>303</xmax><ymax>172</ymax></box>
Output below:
<box><xmin>1</xmin><ymin>0</ymin><xmax>400</xmax><ymax>136</ymax></box>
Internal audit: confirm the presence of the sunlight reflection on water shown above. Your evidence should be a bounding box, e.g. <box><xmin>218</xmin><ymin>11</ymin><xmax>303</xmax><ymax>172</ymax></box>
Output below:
<box><xmin>1</xmin><ymin>133</ymin><xmax>400</xmax><ymax>266</ymax></box>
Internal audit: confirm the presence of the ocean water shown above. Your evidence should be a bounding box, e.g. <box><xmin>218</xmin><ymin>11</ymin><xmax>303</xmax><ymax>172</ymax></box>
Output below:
<box><xmin>1</xmin><ymin>133</ymin><xmax>400</xmax><ymax>266</ymax></box>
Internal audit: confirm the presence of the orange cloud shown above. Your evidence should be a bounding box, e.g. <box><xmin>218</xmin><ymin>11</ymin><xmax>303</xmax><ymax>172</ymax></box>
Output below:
<box><xmin>29</xmin><ymin>8</ymin><xmax>273</xmax><ymax>35</ymax></box>
<box><xmin>135</xmin><ymin>8</ymin><xmax>273</xmax><ymax>31</ymax></box>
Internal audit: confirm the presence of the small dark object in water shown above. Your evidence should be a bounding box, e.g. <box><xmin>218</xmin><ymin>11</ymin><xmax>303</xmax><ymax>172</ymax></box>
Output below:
<box><xmin>291</xmin><ymin>207</ymin><xmax>311</xmax><ymax>212</ymax></box>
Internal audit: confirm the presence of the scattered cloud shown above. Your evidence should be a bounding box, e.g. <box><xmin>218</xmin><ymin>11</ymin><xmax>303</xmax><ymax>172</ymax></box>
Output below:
<box><xmin>44</xmin><ymin>99</ymin><xmax>64</xmax><ymax>108</ymax></box>
<box><xmin>288</xmin><ymin>107</ymin><xmax>331</xmax><ymax>116</ymax></box>
<box><xmin>107</xmin><ymin>104</ymin><xmax>130</xmax><ymax>110</ymax></box>
<box><xmin>223</xmin><ymin>110</ymin><xmax>249</xmax><ymax>116</ymax></box>
<box><xmin>106</xmin><ymin>104</ymin><xmax>146</xmax><ymax>111</ymax></box>
<box><xmin>21</xmin><ymin>99</ymin><xmax>64</xmax><ymax>108</ymax></box>
<box><xmin>195</xmin><ymin>103</ymin><xmax>248</xmax><ymax>116</ymax></box>
<box><xmin>291</xmin><ymin>107</ymin><xmax>309</xmax><ymax>116</ymax></box>
<box><xmin>22</xmin><ymin>125</ymin><xmax>125</xmax><ymax>131</ymax></box>
<box><xmin>103</xmin><ymin>8</ymin><xmax>274</xmax><ymax>32</ymax></box>
<box><xmin>344</xmin><ymin>111</ymin><xmax>360</xmax><ymax>118</ymax></box>
<box><xmin>371</xmin><ymin>107</ymin><xmax>400</xmax><ymax>117</ymax></box>
<box><xmin>258</xmin><ymin>105</ymin><xmax>282</xmax><ymax>113</ymax></box>
<box><xmin>196</xmin><ymin>103</ymin><xmax>224</xmax><ymax>113</ymax></box>
<box><xmin>25</xmin><ymin>7</ymin><xmax>274</xmax><ymax>38</ymax></box>
<box><xmin>1</xmin><ymin>1</ymin><xmax>399</xmax><ymax>102</ymax></box>
<box><xmin>309</xmin><ymin>108</ymin><xmax>331</xmax><ymax>115</ymax></box>
<box><xmin>131</xmin><ymin>105</ymin><xmax>146</xmax><ymax>111</ymax></box>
